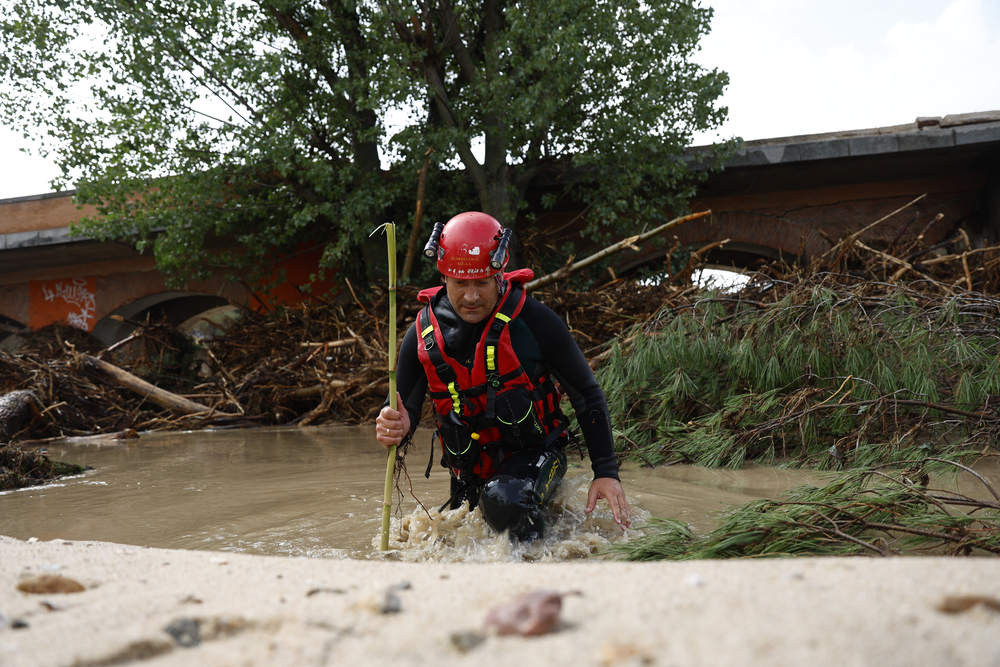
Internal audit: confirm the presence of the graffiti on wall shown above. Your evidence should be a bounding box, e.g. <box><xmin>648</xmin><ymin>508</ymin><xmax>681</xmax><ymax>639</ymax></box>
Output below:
<box><xmin>29</xmin><ymin>277</ymin><xmax>98</xmax><ymax>331</ymax></box>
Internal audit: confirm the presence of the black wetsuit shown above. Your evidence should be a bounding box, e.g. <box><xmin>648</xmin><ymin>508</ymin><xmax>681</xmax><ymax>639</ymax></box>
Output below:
<box><xmin>394</xmin><ymin>287</ymin><xmax>619</xmax><ymax>539</ymax></box>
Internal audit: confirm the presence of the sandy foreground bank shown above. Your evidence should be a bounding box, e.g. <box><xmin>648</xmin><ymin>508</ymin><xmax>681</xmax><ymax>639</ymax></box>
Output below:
<box><xmin>1</xmin><ymin>535</ymin><xmax>998</xmax><ymax>667</ymax></box>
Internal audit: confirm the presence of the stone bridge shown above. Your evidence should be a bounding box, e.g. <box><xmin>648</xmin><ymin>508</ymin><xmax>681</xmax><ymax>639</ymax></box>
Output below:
<box><xmin>534</xmin><ymin>111</ymin><xmax>1000</xmax><ymax>276</ymax></box>
<box><xmin>0</xmin><ymin>195</ymin><xmax>336</xmax><ymax>348</ymax></box>
<box><xmin>1</xmin><ymin>110</ymin><xmax>998</xmax><ymax>347</ymax></box>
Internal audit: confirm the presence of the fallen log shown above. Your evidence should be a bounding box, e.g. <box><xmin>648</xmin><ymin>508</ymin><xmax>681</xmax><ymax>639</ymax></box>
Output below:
<box><xmin>588</xmin><ymin>334</ymin><xmax>637</xmax><ymax>370</ymax></box>
<box><xmin>525</xmin><ymin>210</ymin><xmax>712</xmax><ymax>291</ymax></box>
<box><xmin>289</xmin><ymin>380</ymin><xmax>349</xmax><ymax>399</ymax></box>
<box><xmin>81</xmin><ymin>354</ymin><xmax>214</xmax><ymax>417</ymax></box>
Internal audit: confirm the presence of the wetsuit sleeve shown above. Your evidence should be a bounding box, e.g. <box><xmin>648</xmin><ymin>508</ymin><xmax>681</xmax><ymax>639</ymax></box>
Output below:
<box><xmin>522</xmin><ymin>297</ymin><xmax>620</xmax><ymax>480</ymax></box>
<box><xmin>391</xmin><ymin>321</ymin><xmax>428</xmax><ymax>434</ymax></box>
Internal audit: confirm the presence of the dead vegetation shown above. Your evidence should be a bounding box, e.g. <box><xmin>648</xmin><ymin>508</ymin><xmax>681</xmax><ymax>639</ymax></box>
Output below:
<box><xmin>0</xmin><ymin>443</ymin><xmax>87</xmax><ymax>490</ymax></box>
<box><xmin>594</xmin><ymin>201</ymin><xmax>1000</xmax><ymax>559</ymax></box>
<box><xmin>1</xmin><ymin>196</ymin><xmax>999</xmax><ymax>464</ymax></box>
<box><xmin>599</xmin><ymin>205</ymin><xmax>1000</xmax><ymax>471</ymax></box>
<box><xmin>0</xmin><ymin>277</ymin><xmax>681</xmax><ymax>446</ymax></box>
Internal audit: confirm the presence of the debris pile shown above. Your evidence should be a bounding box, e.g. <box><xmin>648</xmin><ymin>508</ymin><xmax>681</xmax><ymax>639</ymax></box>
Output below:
<box><xmin>598</xmin><ymin>211</ymin><xmax>1000</xmax><ymax>560</ymax></box>
<box><xmin>2</xmin><ymin>201</ymin><xmax>1000</xmax><ymax>459</ymax></box>
<box><xmin>599</xmin><ymin>226</ymin><xmax>1000</xmax><ymax>470</ymax></box>
<box><xmin>0</xmin><ymin>443</ymin><xmax>87</xmax><ymax>490</ymax></box>
<box><xmin>0</xmin><ymin>281</ymin><xmax>679</xmax><ymax>445</ymax></box>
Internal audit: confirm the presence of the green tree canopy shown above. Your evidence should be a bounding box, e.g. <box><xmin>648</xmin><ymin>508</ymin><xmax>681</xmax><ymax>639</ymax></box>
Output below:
<box><xmin>0</xmin><ymin>0</ymin><xmax>732</xmax><ymax>288</ymax></box>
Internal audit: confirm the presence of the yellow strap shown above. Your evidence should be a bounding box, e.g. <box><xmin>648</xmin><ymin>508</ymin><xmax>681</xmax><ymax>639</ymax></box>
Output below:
<box><xmin>485</xmin><ymin>312</ymin><xmax>510</xmax><ymax>372</ymax></box>
<box><xmin>448</xmin><ymin>381</ymin><xmax>461</xmax><ymax>413</ymax></box>
<box><xmin>421</xmin><ymin>324</ymin><xmax>434</xmax><ymax>338</ymax></box>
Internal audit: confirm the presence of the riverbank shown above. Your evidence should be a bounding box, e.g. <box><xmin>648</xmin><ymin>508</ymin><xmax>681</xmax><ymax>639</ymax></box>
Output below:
<box><xmin>2</xmin><ymin>535</ymin><xmax>998</xmax><ymax>666</ymax></box>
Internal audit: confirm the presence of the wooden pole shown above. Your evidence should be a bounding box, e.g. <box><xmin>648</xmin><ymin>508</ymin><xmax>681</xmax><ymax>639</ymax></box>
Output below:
<box><xmin>379</xmin><ymin>223</ymin><xmax>398</xmax><ymax>551</ymax></box>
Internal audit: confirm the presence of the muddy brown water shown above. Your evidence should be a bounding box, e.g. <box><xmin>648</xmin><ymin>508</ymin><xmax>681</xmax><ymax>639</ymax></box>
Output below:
<box><xmin>0</xmin><ymin>426</ymin><xmax>826</xmax><ymax>562</ymax></box>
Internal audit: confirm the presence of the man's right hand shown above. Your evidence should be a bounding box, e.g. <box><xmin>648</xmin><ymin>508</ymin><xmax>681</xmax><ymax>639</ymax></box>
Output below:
<box><xmin>375</xmin><ymin>392</ymin><xmax>410</xmax><ymax>448</ymax></box>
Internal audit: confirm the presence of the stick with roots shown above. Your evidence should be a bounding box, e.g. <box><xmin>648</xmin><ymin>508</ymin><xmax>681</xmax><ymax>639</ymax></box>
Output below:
<box><xmin>374</xmin><ymin>222</ymin><xmax>398</xmax><ymax>551</ymax></box>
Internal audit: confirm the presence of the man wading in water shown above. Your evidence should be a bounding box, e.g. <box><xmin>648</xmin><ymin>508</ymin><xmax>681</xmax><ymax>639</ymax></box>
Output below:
<box><xmin>375</xmin><ymin>212</ymin><xmax>631</xmax><ymax>541</ymax></box>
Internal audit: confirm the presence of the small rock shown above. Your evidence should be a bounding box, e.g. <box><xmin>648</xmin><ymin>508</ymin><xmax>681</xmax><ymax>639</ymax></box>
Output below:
<box><xmin>357</xmin><ymin>589</ymin><xmax>402</xmax><ymax>614</ymax></box>
<box><xmin>378</xmin><ymin>591</ymin><xmax>402</xmax><ymax>614</ymax></box>
<box><xmin>450</xmin><ymin>630</ymin><xmax>486</xmax><ymax>653</ymax></box>
<box><xmin>483</xmin><ymin>589</ymin><xmax>563</xmax><ymax>637</ymax></box>
<box><xmin>0</xmin><ymin>612</ymin><xmax>28</xmax><ymax>630</ymax></box>
<box><xmin>938</xmin><ymin>595</ymin><xmax>1000</xmax><ymax>614</ymax></box>
<box><xmin>355</xmin><ymin>582</ymin><xmax>411</xmax><ymax>613</ymax></box>
<box><xmin>164</xmin><ymin>618</ymin><xmax>202</xmax><ymax>647</ymax></box>
<box><xmin>16</xmin><ymin>575</ymin><xmax>85</xmax><ymax>594</ymax></box>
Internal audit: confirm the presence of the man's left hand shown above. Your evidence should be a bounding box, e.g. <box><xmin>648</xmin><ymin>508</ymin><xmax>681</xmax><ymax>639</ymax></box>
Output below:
<box><xmin>586</xmin><ymin>477</ymin><xmax>632</xmax><ymax>529</ymax></box>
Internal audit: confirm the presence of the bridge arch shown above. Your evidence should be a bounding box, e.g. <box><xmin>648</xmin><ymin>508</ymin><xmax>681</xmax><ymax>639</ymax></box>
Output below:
<box><xmin>0</xmin><ymin>266</ymin><xmax>256</xmax><ymax>350</ymax></box>
<box><xmin>91</xmin><ymin>291</ymin><xmax>242</xmax><ymax>346</ymax></box>
<box><xmin>0</xmin><ymin>314</ymin><xmax>27</xmax><ymax>350</ymax></box>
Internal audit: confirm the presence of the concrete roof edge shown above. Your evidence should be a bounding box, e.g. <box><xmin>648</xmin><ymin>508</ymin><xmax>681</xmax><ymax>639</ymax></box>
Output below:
<box><xmin>4</xmin><ymin>110</ymin><xmax>1000</xmax><ymax>200</ymax></box>
<box><xmin>0</xmin><ymin>189</ymin><xmax>78</xmax><ymax>204</ymax></box>
<box><xmin>941</xmin><ymin>110</ymin><xmax>1000</xmax><ymax>127</ymax></box>
<box><xmin>690</xmin><ymin>110</ymin><xmax>1000</xmax><ymax>151</ymax></box>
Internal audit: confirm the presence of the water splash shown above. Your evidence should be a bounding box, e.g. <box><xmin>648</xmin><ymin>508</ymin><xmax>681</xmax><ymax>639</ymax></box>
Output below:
<box><xmin>375</xmin><ymin>476</ymin><xmax>649</xmax><ymax>562</ymax></box>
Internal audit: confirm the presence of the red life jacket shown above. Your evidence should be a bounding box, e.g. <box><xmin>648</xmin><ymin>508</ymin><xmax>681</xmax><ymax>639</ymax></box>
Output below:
<box><xmin>416</xmin><ymin>270</ymin><xmax>567</xmax><ymax>479</ymax></box>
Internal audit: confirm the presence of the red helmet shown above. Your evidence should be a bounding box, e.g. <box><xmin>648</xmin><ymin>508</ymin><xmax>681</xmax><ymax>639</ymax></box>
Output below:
<box><xmin>436</xmin><ymin>212</ymin><xmax>508</xmax><ymax>279</ymax></box>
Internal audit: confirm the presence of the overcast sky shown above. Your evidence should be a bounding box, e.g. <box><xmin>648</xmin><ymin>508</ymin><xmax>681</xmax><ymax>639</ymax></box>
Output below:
<box><xmin>691</xmin><ymin>0</ymin><xmax>1000</xmax><ymax>144</ymax></box>
<box><xmin>1</xmin><ymin>0</ymin><xmax>998</xmax><ymax>200</ymax></box>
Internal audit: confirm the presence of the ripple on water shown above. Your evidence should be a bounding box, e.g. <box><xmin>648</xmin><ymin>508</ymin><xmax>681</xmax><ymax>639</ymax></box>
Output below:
<box><xmin>376</xmin><ymin>476</ymin><xmax>650</xmax><ymax>563</ymax></box>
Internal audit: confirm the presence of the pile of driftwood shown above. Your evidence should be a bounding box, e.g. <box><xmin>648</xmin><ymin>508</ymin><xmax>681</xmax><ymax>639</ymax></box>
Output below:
<box><xmin>599</xmin><ymin>204</ymin><xmax>1000</xmax><ymax>466</ymax></box>
<box><xmin>745</xmin><ymin>193</ymin><xmax>1000</xmax><ymax>300</ymax></box>
<box><xmin>0</xmin><ymin>279</ymin><xmax>680</xmax><ymax>447</ymax></box>
<box><xmin>2</xmin><ymin>197</ymin><xmax>999</xmax><ymax>448</ymax></box>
